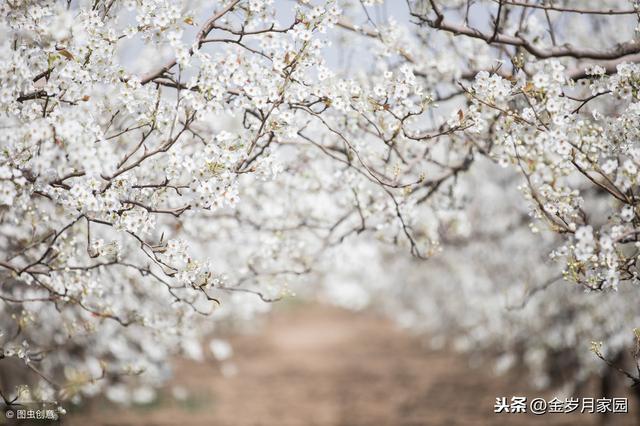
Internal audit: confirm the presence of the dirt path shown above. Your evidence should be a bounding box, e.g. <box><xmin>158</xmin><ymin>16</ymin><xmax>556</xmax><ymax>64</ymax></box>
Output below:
<box><xmin>67</xmin><ymin>304</ymin><xmax>631</xmax><ymax>425</ymax></box>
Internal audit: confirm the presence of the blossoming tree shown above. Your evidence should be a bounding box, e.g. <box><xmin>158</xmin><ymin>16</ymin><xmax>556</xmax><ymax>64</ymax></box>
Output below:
<box><xmin>1</xmin><ymin>0</ymin><xmax>640</xmax><ymax>414</ymax></box>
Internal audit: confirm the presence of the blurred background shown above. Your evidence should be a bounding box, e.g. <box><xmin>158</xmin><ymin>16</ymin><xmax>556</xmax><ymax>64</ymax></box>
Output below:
<box><xmin>65</xmin><ymin>300</ymin><xmax>637</xmax><ymax>426</ymax></box>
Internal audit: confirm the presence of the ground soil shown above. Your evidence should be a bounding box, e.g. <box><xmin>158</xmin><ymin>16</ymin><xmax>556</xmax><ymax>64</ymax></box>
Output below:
<box><xmin>66</xmin><ymin>304</ymin><xmax>636</xmax><ymax>426</ymax></box>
